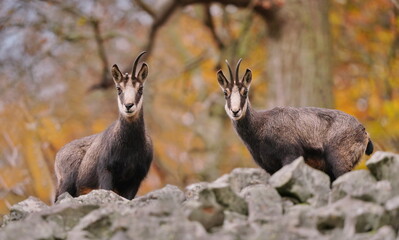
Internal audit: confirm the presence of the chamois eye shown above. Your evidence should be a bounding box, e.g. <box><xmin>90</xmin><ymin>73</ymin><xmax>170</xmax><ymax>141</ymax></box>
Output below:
<box><xmin>242</xmin><ymin>89</ymin><xmax>248</xmax><ymax>97</ymax></box>
<box><xmin>138</xmin><ymin>86</ymin><xmax>143</xmax><ymax>95</ymax></box>
<box><xmin>116</xmin><ymin>87</ymin><xmax>122</xmax><ymax>95</ymax></box>
<box><xmin>224</xmin><ymin>90</ymin><xmax>229</xmax><ymax>98</ymax></box>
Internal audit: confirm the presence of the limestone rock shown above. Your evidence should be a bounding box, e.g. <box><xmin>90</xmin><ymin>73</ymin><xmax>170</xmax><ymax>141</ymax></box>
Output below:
<box><xmin>56</xmin><ymin>189</ymin><xmax>129</xmax><ymax>206</ymax></box>
<box><xmin>214</xmin><ymin>168</ymin><xmax>270</xmax><ymax>195</ymax></box>
<box><xmin>330</xmin><ymin>170</ymin><xmax>392</xmax><ymax>204</ymax></box>
<box><xmin>207</xmin><ymin>182</ymin><xmax>248</xmax><ymax>215</ymax></box>
<box><xmin>185</xmin><ymin>182</ymin><xmax>209</xmax><ymax>201</ymax></box>
<box><xmin>3</xmin><ymin>152</ymin><xmax>399</xmax><ymax>240</ymax></box>
<box><xmin>385</xmin><ymin>196</ymin><xmax>399</xmax><ymax>231</ymax></box>
<box><xmin>129</xmin><ymin>184</ymin><xmax>185</xmax><ymax>216</ymax></box>
<box><xmin>269</xmin><ymin>157</ymin><xmax>331</xmax><ymax>207</ymax></box>
<box><xmin>2</xmin><ymin>196</ymin><xmax>49</xmax><ymax>226</ymax></box>
<box><xmin>240</xmin><ymin>184</ymin><xmax>283</xmax><ymax>223</ymax></box>
<box><xmin>311</xmin><ymin>197</ymin><xmax>388</xmax><ymax>235</ymax></box>
<box><xmin>184</xmin><ymin>200</ymin><xmax>224</xmax><ymax>231</ymax></box>
<box><xmin>366</xmin><ymin>151</ymin><xmax>399</xmax><ymax>194</ymax></box>
<box><xmin>350</xmin><ymin>225</ymin><xmax>396</xmax><ymax>240</ymax></box>
<box><xmin>183</xmin><ymin>181</ymin><xmax>248</xmax><ymax>230</ymax></box>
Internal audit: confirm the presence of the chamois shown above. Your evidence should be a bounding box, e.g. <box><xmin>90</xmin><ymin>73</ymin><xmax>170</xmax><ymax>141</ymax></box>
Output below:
<box><xmin>54</xmin><ymin>52</ymin><xmax>153</xmax><ymax>201</ymax></box>
<box><xmin>216</xmin><ymin>59</ymin><xmax>373</xmax><ymax>180</ymax></box>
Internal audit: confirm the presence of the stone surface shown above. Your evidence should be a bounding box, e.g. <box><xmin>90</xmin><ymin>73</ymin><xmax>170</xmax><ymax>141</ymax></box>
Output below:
<box><xmin>330</xmin><ymin>170</ymin><xmax>392</xmax><ymax>204</ymax></box>
<box><xmin>2</xmin><ymin>152</ymin><xmax>399</xmax><ymax>240</ymax></box>
<box><xmin>240</xmin><ymin>184</ymin><xmax>283</xmax><ymax>223</ymax></box>
<box><xmin>185</xmin><ymin>182</ymin><xmax>209</xmax><ymax>201</ymax></box>
<box><xmin>214</xmin><ymin>168</ymin><xmax>270</xmax><ymax>195</ymax></box>
<box><xmin>269</xmin><ymin>157</ymin><xmax>331</xmax><ymax>207</ymax></box>
<box><xmin>57</xmin><ymin>189</ymin><xmax>129</xmax><ymax>206</ymax></box>
<box><xmin>366</xmin><ymin>151</ymin><xmax>399</xmax><ymax>194</ymax></box>
<box><xmin>385</xmin><ymin>196</ymin><xmax>399</xmax><ymax>231</ymax></box>
<box><xmin>310</xmin><ymin>197</ymin><xmax>388</xmax><ymax>235</ymax></box>
<box><xmin>350</xmin><ymin>225</ymin><xmax>396</xmax><ymax>240</ymax></box>
<box><xmin>1</xmin><ymin>196</ymin><xmax>49</xmax><ymax>226</ymax></box>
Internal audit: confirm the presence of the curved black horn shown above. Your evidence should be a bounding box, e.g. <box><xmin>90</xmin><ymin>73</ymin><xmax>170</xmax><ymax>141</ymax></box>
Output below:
<box><xmin>132</xmin><ymin>51</ymin><xmax>147</xmax><ymax>78</ymax></box>
<box><xmin>235</xmin><ymin>58</ymin><xmax>242</xmax><ymax>82</ymax></box>
<box><xmin>225</xmin><ymin>60</ymin><xmax>234</xmax><ymax>82</ymax></box>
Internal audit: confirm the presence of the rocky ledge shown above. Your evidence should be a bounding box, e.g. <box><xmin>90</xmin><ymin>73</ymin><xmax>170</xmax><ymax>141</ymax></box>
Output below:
<box><xmin>2</xmin><ymin>151</ymin><xmax>399</xmax><ymax>240</ymax></box>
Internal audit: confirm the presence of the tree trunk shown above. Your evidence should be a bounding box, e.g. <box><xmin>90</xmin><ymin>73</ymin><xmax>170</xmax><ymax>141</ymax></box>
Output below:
<box><xmin>266</xmin><ymin>0</ymin><xmax>333</xmax><ymax>108</ymax></box>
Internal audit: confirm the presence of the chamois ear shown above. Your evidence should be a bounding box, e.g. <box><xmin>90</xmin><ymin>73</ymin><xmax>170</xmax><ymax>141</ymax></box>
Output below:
<box><xmin>137</xmin><ymin>63</ymin><xmax>148</xmax><ymax>83</ymax></box>
<box><xmin>111</xmin><ymin>64</ymin><xmax>123</xmax><ymax>84</ymax></box>
<box><xmin>217</xmin><ymin>70</ymin><xmax>229</xmax><ymax>89</ymax></box>
<box><xmin>242</xmin><ymin>69</ymin><xmax>252</xmax><ymax>87</ymax></box>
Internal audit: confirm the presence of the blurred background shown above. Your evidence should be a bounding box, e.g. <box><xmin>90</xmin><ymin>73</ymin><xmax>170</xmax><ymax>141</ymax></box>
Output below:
<box><xmin>0</xmin><ymin>0</ymin><xmax>398</xmax><ymax>218</ymax></box>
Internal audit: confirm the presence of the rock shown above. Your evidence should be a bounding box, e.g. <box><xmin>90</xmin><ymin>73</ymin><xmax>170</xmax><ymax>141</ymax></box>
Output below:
<box><xmin>42</xmin><ymin>204</ymin><xmax>100</xmax><ymax>239</ymax></box>
<box><xmin>114</xmin><ymin>214</ymin><xmax>208</xmax><ymax>240</ymax></box>
<box><xmin>183</xmin><ymin>181</ymin><xmax>248</xmax><ymax>230</ymax></box>
<box><xmin>310</xmin><ymin>197</ymin><xmax>388</xmax><ymax>235</ymax></box>
<box><xmin>214</xmin><ymin>168</ymin><xmax>270</xmax><ymax>195</ymax></box>
<box><xmin>349</xmin><ymin>225</ymin><xmax>396</xmax><ymax>240</ymax></box>
<box><xmin>240</xmin><ymin>184</ymin><xmax>283</xmax><ymax>223</ymax></box>
<box><xmin>283</xmin><ymin>204</ymin><xmax>314</xmax><ymax>228</ymax></box>
<box><xmin>55</xmin><ymin>191</ymin><xmax>73</xmax><ymax>203</ymax></box>
<box><xmin>0</xmin><ymin>215</ymin><xmax>57</xmax><ymax>240</ymax></box>
<box><xmin>369</xmin><ymin>226</ymin><xmax>396</xmax><ymax>240</ymax></box>
<box><xmin>330</xmin><ymin>170</ymin><xmax>392</xmax><ymax>204</ymax></box>
<box><xmin>366</xmin><ymin>151</ymin><xmax>399</xmax><ymax>193</ymax></box>
<box><xmin>249</xmin><ymin>221</ymin><xmax>326</xmax><ymax>240</ymax></box>
<box><xmin>269</xmin><ymin>157</ymin><xmax>331</xmax><ymax>207</ymax></box>
<box><xmin>3</xmin><ymin>152</ymin><xmax>399</xmax><ymax>240</ymax></box>
<box><xmin>0</xmin><ymin>203</ymin><xmax>99</xmax><ymax>240</ymax></box>
<box><xmin>221</xmin><ymin>211</ymin><xmax>252</xmax><ymax>237</ymax></box>
<box><xmin>185</xmin><ymin>182</ymin><xmax>209</xmax><ymax>201</ymax></box>
<box><xmin>67</xmin><ymin>205</ymin><xmax>127</xmax><ymax>239</ymax></box>
<box><xmin>207</xmin><ymin>182</ymin><xmax>248</xmax><ymax>215</ymax></box>
<box><xmin>2</xmin><ymin>196</ymin><xmax>49</xmax><ymax>226</ymax></box>
<box><xmin>129</xmin><ymin>184</ymin><xmax>185</xmax><ymax>216</ymax></box>
<box><xmin>56</xmin><ymin>189</ymin><xmax>129</xmax><ymax>206</ymax></box>
<box><xmin>184</xmin><ymin>200</ymin><xmax>224</xmax><ymax>231</ymax></box>
<box><xmin>385</xmin><ymin>196</ymin><xmax>399</xmax><ymax>231</ymax></box>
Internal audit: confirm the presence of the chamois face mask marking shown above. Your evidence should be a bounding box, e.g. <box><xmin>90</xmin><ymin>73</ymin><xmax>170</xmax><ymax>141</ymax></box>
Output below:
<box><xmin>217</xmin><ymin>59</ymin><xmax>252</xmax><ymax>121</ymax></box>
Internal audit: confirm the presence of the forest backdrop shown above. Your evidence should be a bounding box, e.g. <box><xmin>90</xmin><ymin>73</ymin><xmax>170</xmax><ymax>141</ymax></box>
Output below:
<box><xmin>0</xmin><ymin>0</ymin><xmax>399</xmax><ymax>217</ymax></box>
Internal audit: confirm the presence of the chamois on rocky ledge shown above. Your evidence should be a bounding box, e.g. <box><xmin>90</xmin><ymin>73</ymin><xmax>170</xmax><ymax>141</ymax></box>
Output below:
<box><xmin>216</xmin><ymin>59</ymin><xmax>373</xmax><ymax>181</ymax></box>
<box><xmin>55</xmin><ymin>52</ymin><xmax>153</xmax><ymax>201</ymax></box>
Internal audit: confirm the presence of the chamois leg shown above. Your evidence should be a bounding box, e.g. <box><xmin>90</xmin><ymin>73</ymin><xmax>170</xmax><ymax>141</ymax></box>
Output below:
<box><xmin>55</xmin><ymin>178</ymin><xmax>77</xmax><ymax>202</ymax></box>
<box><xmin>119</xmin><ymin>182</ymin><xmax>141</xmax><ymax>200</ymax></box>
<box><xmin>98</xmin><ymin>170</ymin><xmax>113</xmax><ymax>190</ymax></box>
<box><xmin>325</xmin><ymin>150</ymin><xmax>354</xmax><ymax>181</ymax></box>
<box><xmin>326</xmin><ymin>137</ymin><xmax>367</xmax><ymax>181</ymax></box>
<box><xmin>282</xmin><ymin>154</ymin><xmax>302</xmax><ymax>166</ymax></box>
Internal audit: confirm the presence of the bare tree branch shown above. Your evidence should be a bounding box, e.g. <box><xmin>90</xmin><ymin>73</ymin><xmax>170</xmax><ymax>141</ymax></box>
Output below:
<box><xmin>391</xmin><ymin>0</ymin><xmax>399</xmax><ymax>9</ymax></box>
<box><xmin>144</xmin><ymin>1</ymin><xmax>180</xmax><ymax>55</ymax></box>
<box><xmin>133</xmin><ymin>0</ymin><xmax>157</xmax><ymax>18</ymax></box>
<box><xmin>88</xmin><ymin>18</ymin><xmax>112</xmax><ymax>91</ymax></box>
<box><xmin>203</xmin><ymin>4</ymin><xmax>225</xmax><ymax>50</ymax></box>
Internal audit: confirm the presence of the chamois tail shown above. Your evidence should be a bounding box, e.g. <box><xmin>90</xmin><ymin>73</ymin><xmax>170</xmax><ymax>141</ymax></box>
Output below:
<box><xmin>365</xmin><ymin>138</ymin><xmax>374</xmax><ymax>156</ymax></box>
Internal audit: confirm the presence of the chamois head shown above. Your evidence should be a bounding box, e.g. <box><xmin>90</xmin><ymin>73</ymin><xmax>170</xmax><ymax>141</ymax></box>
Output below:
<box><xmin>111</xmin><ymin>51</ymin><xmax>148</xmax><ymax>119</ymax></box>
<box><xmin>217</xmin><ymin>59</ymin><xmax>252</xmax><ymax>121</ymax></box>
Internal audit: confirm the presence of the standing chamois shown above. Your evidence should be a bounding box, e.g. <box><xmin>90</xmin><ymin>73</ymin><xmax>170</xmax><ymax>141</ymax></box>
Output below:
<box><xmin>216</xmin><ymin>59</ymin><xmax>373</xmax><ymax>180</ymax></box>
<box><xmin>55</xmin><ymin>52</ymin><xmax>153</xmax><ymax>201</ymax></box>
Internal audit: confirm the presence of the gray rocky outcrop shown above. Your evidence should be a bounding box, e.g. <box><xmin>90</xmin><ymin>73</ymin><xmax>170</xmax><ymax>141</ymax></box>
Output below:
<box><xmin>1</xmin><ymin>152</ymin><xmax>399</xmax><ymax>240</ymax></box>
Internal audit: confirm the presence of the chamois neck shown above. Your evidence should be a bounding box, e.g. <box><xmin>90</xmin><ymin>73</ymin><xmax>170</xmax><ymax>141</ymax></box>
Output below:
<box><xmin>231</xmin><ymin>101</ymin><xmax>262</xmax><ymax>157</ymax></box>
<box><xmin>233</xmin><ymin>101</ymin><xmax>256</xmax><ymax>128</ymax></box>
<box><xmin>116</xmin><ymin>108</ymin><xmax>146</xmax><ymax>139</ymax></box>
